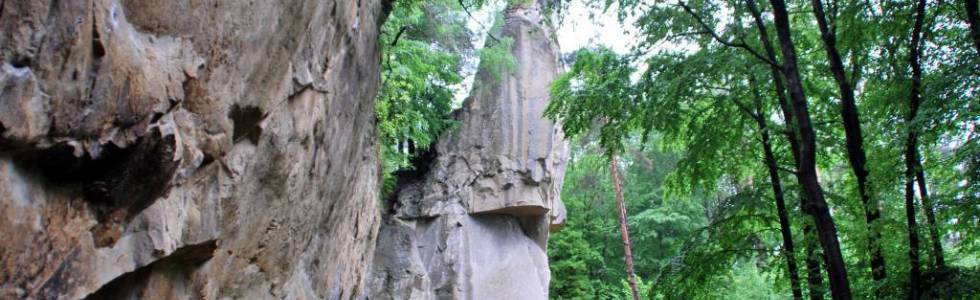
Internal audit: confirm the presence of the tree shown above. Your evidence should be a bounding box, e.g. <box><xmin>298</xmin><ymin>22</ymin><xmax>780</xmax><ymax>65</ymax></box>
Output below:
<box><xmin>749</xmin><ymin>74</ymin><xmax>805</xmax><ymax>300</ymax></box>
<box><xmin>763</xmin><ymin>0</ymin><xmax>854</xmax><ymax>297</ymax></box>
<box><xmin>809</xmin><ymin>0</ymin><xmax>888</xmax><ymax>291</ymax></box>
<box><xmin>743</xmin><ymin>1</ymin><xmax>827</xmax><ymax>296</ymax></box>
<box><xmin>541</xmin><ymin>0</ymin><xmax>980</xmax><ymax>298</ymax></box>
<box><xmin>903</xmin><ymin>0</ymin><xmax>929</xmax><ymax>297</ymax></box>
<box><xmin>610</xmin><ymin>155</ymin><xmax>641</xmax><ymax>300</ymax></box>
<box><xmin>965</xmin><ymin>0</ymin><xmax>980</xmax><ymax>56</ymax></box>
<box><xmin>376</xmin><ymin>0</ymin><xmax>472</xmax><ymax>194</ymax></box>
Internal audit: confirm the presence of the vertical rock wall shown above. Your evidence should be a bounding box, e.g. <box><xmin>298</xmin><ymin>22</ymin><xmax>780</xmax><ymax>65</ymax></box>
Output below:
<box><xmin>364</xmin><ymin>2</ymin><xmax>568</xmax><ymax>299</ymax></box>
<box><xmin>0</xmin><ymin>0</ymin><xmax>386</xmax><ymax>299</ymax></box>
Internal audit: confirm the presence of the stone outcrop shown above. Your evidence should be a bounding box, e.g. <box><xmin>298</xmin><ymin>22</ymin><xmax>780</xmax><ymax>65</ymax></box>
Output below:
<box><xmin>363</xmin><ymin>3</ymin><xmax>568</xmax><ymax>299</ymax></box>
<box><xmin>0</xmin><ymin>0</ymin><xmax>386</xmax><ymax>299</ymax></box>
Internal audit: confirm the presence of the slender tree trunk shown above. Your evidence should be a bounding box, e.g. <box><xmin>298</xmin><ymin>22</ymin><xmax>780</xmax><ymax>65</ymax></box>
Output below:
<box><xmin>905</xmin><ymin>0</ymin><xmax>928</xmax><ymax>297</ymax></box>
<box><xmin>751</xmin><ymin>81</ymin><xmax>804</xmax><ymax>300</ymax></box>
<box><xmin>804</xmin><ymin>222</ymin><xmax>826</xmax><ymax>300</ymax></box>
<box><xmin>904</xmin><ymin>149</ymin><xmax>923</xmax><ymax>299</ymax></box>
<box><xmin>746</xmin><ymin>1</ymin><xmax>829</xmax><ymax>297</ymax></box>
<box><xmin>767</xmin><ymin>0</ymin><xmax>853</xmax><ymax>298</ymax></box>
<box><xmin>917</xmin><ymin>164</ymin><xmax>945</xmax><ymax>269</ymax></box>
<box><xmin>810</xmin><ymin>0</ymin><xmax>888</xmax><ymax>291</ymax></box>
<box><xmin>609</xmin><ymin>156</ymin><xmax>640</xmax><ymax>300</ymax></box>
<box><xmin>761</xmin><ymin>121</ymin><xmax>805</xmax><ymax>300</ymax></box>
<box><xmin>965</xmin><ymin>0</ymin><xmax>980</xmax><ymax>56</ymax></box>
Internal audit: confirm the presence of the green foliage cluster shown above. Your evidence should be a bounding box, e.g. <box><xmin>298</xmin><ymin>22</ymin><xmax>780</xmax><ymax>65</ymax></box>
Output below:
<box><xmin>377</xmin><ymin>0</ymin><xmax>474</xmax><ymax>193</ymax></box>
<box><xmin>547</xmin><ymin>0</ymin><xmax>980</xmax><ymax>298</ymax></box>
<box><xmin>550</xmin><ymin>136</ymin><xmax>790</xmax><ymax>299</ymax></box>
<box><xmin>378</xmin><ymin>1</ymin><xmax>525</xmax><ymax>195</ymax></box>
<box><xmin>478</xmin><ymin>36</ymin><xmax>518</xmax><ymax>82</ymax></box>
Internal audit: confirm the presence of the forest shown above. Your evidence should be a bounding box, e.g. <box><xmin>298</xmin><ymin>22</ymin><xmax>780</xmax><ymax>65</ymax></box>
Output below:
<box><xmin>377</xmin><ymin>0</ymin><xmax>980</xmax><ymax>299</ymax></box>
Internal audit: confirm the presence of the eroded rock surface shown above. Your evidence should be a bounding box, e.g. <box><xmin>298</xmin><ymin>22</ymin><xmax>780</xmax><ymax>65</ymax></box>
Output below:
<box><xmin>364</xmin><ymin>3</ymin><xmax>568</xmax><ymax>299</ymax></box>
<box><xmin>0</xmin><ymin>0</ymin><xmax>386</xmax><ymax>298</ymax></box>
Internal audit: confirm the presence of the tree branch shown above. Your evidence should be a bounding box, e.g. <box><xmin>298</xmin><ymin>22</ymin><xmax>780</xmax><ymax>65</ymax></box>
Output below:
<box><xmin>389</xmin><ymin>26</ymin><xmax>409</xmax><ymax>47</ymax></box>
<box><xmin>676</xmin><ymin>1</ymin><xmax>780</xmax><ymax>68</ymax></box>
<box><xmin>730</xmin><ymin>97</ymin><xmax>763</xmax><ymax>122</ymax></box>
<box><xmin>777</xmin><ymin>165</ymin><xmax>799</xmax><ymax>175</ymax></box>
<box><xmin>667</xmin><ymin>30</ymin><xmax>713</xmax><ymax>40</ymax></box>
<box><xmin>459</xmin><ymin>0</ymin><xmax>501</xmax><ymax>43</ymax></box>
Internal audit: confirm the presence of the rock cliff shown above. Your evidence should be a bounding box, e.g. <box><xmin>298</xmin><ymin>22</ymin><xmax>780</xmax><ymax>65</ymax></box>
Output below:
<box><xmin>364</xmin><ymin>3</ymin><xmax>568</xmax><ymax>299</ymax></box>
<box><xmin>0</xmin><ymin>0</ymin><xmax>386</xmax><ymax>298</ymax></box>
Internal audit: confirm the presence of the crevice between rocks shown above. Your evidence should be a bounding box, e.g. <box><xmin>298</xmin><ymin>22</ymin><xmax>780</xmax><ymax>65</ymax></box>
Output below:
<box><xmin>82</xmin><ymin>240</ymin><xmax>218</xmax><ymax>300</ymax></box>
<box><xmin>472</xmin><ymin>205</ymin><xmax>548</xmax><ymax>217</ymax></box>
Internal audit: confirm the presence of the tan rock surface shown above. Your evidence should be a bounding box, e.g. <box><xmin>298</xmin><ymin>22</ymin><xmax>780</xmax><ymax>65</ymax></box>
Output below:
<box><xmin>0</xmin><ymin>0</ymin><xmax>386</xmax><ymax>298</ymax></box>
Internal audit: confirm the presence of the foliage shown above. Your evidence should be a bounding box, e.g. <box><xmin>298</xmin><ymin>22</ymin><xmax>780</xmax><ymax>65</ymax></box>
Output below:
<box><xmin>380</xmin><ymin>0</ymin><xmax>980</xmax><ymax>298</ymax></box>
<box><xmin>549</xmin><ymin>136</ymin><xmax>788</xmax><ymax>299</ymax></box>
<box><xmin>547</xmin><ymin>0</ymin><xmax>980</xmax><ymax>298</ymax></box>
<box><xmin>378</xmin><ymin>1</ymin><xmax>524</xmax><ymax>196</ymax></box>
<box><xmin>478</xmin><ymin>36</ymin><xmax>518</xmax><ymax>82</ymax></box>
<box><xmin>377</xmin><ymin>0</ymin><xmax>470</xmax><ymax>187</ymax></box>
<box><xmin>546</xmin><ymin>48</ymin><xmax>638</xmax><ymax>156</ymax></box>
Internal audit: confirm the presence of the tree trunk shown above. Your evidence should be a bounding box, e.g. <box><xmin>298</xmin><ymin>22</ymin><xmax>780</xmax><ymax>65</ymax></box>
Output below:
<box><xmin>761</xmin><ymin>121</ymin><xmax>805</xmax><ymax>300</ymax></box>
<box><xmin>904</xmin><ymin>149</ymin><xmax>923</xmax><ymax>299</ymax></box>
<box><xmin>767</xmin><ymin>0</ymin><xmax>853</xmax><ymax>298</ymax></box>
<box><xmin>746</xmin><ymin>1</ymin><xmax>831</xmax><ymax>297</ymax></box>
<box><xmin>610</xmin><ymin>156</ymin><xmax>640</xmax><ymax>300</ymax></box>
<box><xmin>965</xmin><ymin>0</ymin><xmax>980</xmax><ymax>56</ymax></box>
<box><xmin>810</xmin><ymin>0</ymin><xmax>888</xmax><ymax>291</ymax></box>
<box><xmin>804</xmin><ymin>222</ymin><xmax>826</xmax><ymax>300</ymax></box>
<box><xmin>905</xmin><ymin>0</ymin><xmax>928</xmax><ymax>296</ymax></box>
<box><xmin>917</xmin><ymin>164</ymin><xmax>945</xmax><ymax>269</ymax></box>
<box><xmin>751</xmin><ymin>81</ymin><xmax>804</xmax><ymax>300</ymax></box>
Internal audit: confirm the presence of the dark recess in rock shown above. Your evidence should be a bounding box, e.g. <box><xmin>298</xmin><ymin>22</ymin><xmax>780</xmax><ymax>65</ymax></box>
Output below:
<box><xmin>229</xmin><ymin>104</ymin><xmax>264</xmax><ymax>144</ymax></box>
<box><xmin>8</xmin><ymin>128</ymin><xmax>180</xmax><ymax>247</ymax></box>
<box><xmin>90</xmin><ymin>129</ymin><xmax>179</xmax><ymax>219</ymax></box>
<box><xmin>82</xmin><ymin>240</ymin><xmax>218</xmax><ymax>300</ymax></box>
<box><xmin>9</xmin><ymin>55</ymin><xmax>31</xmax><ymax>68</ymax></box>
<box><xmin>386</xmin><ymin>145</ymin><xmax>437</xmax><ymax>207</ymax></box>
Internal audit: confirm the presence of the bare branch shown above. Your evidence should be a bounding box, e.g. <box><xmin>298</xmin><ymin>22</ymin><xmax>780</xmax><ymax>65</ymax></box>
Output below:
<box><xmin>730</xmin><ymin>97</ymin><xmax>763</xmax><ymax>122</ymax></box>
<box><xmin>676</xmin><ymin>1</ymin><xmax>781</xmax><ymax>68</ymax></box>
<box><xmin>459</xmin><ymin>0</ymin><xmax>501</xmax><ymax>43</ymax></box>
<box><xmin>390</xmin><ymin>26</ymin><xmax>409</xmax><ymax>47</ymax></box>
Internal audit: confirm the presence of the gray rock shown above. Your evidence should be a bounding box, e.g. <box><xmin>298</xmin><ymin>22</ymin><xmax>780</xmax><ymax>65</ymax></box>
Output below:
<box><xmin>364</xmin><ymin>3</ymin><xmax>568</xmax><ymax>299</ymax></box>
<box><xmin>0</xmin><ymin>0</ymin><xmax>385</xmax><ymax>299</ymax></box>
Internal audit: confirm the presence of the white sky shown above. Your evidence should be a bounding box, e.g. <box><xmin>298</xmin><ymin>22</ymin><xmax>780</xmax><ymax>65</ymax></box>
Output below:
<box><xmin>555</xmin><ymin>1</ymin><xmax>635</xmax><ymax>54</ymax></box>
<box><xmin>453</xmin><ymin>1</ymin><xmax>637</xmax><ymax>103</ymax></box>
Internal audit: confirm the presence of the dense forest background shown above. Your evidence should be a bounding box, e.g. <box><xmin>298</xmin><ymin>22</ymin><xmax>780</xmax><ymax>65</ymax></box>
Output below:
<box><xmin>378</xmin><ymin>0</ymin><xmax>980</xmax><ymax>299</ymax></box>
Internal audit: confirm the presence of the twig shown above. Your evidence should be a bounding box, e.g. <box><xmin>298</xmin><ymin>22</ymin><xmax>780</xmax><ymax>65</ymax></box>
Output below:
<box><xmin>459</xmin><ymin>0</ymin><xmax>501</xmax><ymax>43</ymax></box>
<box><xmin>390</xmin><ymin>26</ymin><xmax>409</xmax><ymax>47</ymax></box>
<box><xmin>677</xmin><ymin>1</ymin><xmax>780</xmax><ymax>68</ymax></box>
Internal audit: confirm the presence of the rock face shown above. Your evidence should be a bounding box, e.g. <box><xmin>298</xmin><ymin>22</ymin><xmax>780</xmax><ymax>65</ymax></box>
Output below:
<box><xmin>0</xmin><ymin>0</ymin><xmax>386</xmax><ymax>299</ymax></box>
<box><xmin>364</xmin><ymin>3</ymin><xmax>568</xmax><ymax>299</ymax></box>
